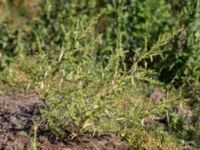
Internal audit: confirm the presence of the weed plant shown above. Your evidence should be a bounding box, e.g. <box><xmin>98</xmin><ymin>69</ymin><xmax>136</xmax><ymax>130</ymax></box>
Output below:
<box><xmin>0</xmin><ymin>0</ymin><xmax>200</xmax><ymax>149</ymax></box>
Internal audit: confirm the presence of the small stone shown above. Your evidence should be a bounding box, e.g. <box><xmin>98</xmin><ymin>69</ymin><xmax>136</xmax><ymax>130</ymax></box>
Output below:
<box><xmin>17</xmin><ymin>131</ymin><xmax>27</xmax><ymax>137</ymax></box>
<box><xmin>173</xmin><ymin>106</ymin><xmax>193</xmax><ymax>117</ymax></box>
<box><xmin>141</xmin><ymin>116</ymin><xmax>157</xmax><ymax>126</ymax></box>
<box><xmin>183</xmin><ymin>119</ymin><xmax>190</xmax><ymax>130</ymax></box>
<box><xmin>61</xmin><ymin>148</ymin><xmax>72</xmax><ymax>150</ymax></box>
<box><xmin>150</xmin><ymin>88</ymin><xmax>166</xmax><ymax>103</ymax></box>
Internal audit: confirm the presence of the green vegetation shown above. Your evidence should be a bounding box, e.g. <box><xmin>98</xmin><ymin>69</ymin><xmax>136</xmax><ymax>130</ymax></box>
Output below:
<box><xmin>0</xmin><ymin>0</ymin><xmax>200</xmax><ymax>149</ymax></box>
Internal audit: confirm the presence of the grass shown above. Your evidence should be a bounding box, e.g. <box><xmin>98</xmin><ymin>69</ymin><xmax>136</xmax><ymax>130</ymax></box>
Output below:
<box><xmin>0</xmin><ymin>0</ymin><xmax>200</xmax><ymax>149</ymax></box>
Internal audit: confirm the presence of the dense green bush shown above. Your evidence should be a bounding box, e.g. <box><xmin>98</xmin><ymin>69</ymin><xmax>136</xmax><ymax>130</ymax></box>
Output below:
<box><xmin>0</xmin><ymin>23</ymin><xmax>21</xmax><ymax>69</ymax></box>
<box><xmin>29</xmin><ymin>0</ymin><xmax>200</xmax><ymax>87</ymax></box>
<box><xmin>103</xmin><ymin>0</ymin><xmax>200</xmax><ymax>86</ymax></box>
<box><xmin>1</xmin><ymin>0</ymin><xmax>199</xmax><ymax>87</ymax></box>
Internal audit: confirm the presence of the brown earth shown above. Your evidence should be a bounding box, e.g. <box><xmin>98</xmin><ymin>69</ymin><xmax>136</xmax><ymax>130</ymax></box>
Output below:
<box><xmin>0</xmin><ymin>93</ymin><xmax>130</xmax><ymax>150</ymax></box>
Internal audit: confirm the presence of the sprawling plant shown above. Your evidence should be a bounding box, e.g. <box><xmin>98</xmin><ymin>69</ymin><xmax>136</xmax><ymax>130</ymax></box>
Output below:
<box><xmin>0</xmin><ymin>0</ymin><xmax>199</xmax><ymax>149</ymax></box>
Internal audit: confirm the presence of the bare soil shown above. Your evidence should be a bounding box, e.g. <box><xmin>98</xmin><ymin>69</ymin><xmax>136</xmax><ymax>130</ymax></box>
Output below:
<box><xmin>0</xmin><ymin>93</ymin><xmax>130</xmax><ymax>150</ymax></box>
